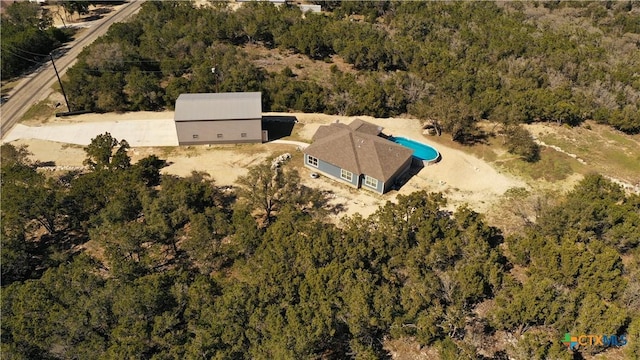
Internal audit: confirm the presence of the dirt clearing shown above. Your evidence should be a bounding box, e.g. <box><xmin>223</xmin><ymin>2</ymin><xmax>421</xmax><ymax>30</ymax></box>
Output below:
<box><xmin>4</xmin><ymin>110</ymin><xmax>528</xmax><ymax>218</ymax></box>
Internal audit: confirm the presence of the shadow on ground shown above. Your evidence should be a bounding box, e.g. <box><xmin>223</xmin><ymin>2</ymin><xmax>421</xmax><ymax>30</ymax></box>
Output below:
<box><xmin>262</xmin><ymin>115</ymin><xmax>298</xmax><ymax>141</ymax></box>
<box><xmin>393</xmin><ymin>158</ymin><xmax>429</xmax><ymax>192</ymax></box>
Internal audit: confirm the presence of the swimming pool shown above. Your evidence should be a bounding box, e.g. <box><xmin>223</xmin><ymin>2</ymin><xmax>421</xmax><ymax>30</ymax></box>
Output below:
<box><xmin>390</xmin><ymin>136</ymin><xmax>440</xmax><ymax>164</ymax></box>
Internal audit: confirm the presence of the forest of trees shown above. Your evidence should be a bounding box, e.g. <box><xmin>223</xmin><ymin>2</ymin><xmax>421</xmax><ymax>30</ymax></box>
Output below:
<box><xmin>2</xmin><ymin>135</ymin><xmax>639</xmax><ymax>359</ymax></box>
<box><xmin>1</xmin><ymin>1</ymin><xmax>129</xmax><ymax>79</ymax></box>
<box><xmin>0</xmin><ymin>2</ymin><xmax>72</xmax><ymax>78</ymax></box>
<box><xmin>3</xmin><ymin>1</ymin><xmax>640</xmax><ymax>358</ymax></box>
<box><xmin>58</xmin><ymin>1</ymin><xmax>640</xmax><ymax>137</ymax></box>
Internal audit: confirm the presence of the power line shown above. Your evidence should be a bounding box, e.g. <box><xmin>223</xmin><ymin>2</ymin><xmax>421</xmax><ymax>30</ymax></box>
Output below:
<box><xmin>72</xmin><ymin>62</ymin><xmax>212</xmax><ymax>74</ymax></box>
<box><xmin>81</xmin><ymin>68</ymin><xmax>166</xmax><ymax>74</ymax></box>
<box><xmin>4</xmin><ymin>44</ymin><xmax>224</xmax><ymax>75</ymax></box>
<box><xmin>1</xmin><ymin>47</ymin><xmax>48</xmax><ymax>65</ymax></box>
<box><xmin>5</xmin><ymin>45</ymin><xmax>189</xmax><ymax>65</ymax></box>
<box><xmin>4</xmin><ymin>45</ymin><xmax>50</xmax><ymax>58</ymax></box>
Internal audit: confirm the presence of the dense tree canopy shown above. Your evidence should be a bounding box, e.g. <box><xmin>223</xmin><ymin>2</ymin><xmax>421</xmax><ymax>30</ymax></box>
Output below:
<box><xmin>0</xmin><ymin>2</ymin><xmax>71</xmax><ymax>78</ymax></box>
<box><xmin>2</xmin><ymin>137</ymin><xmax>638</xmax><ymax>358</ymax></box>
<box><xmin>61</xmin><ymin>1</ymin><xmax>640</xmax><ymax>136</ymax></box>
<box><xmin>3</xmin><ymin>2</ymin><xmax>640</xmax><ymax>353</ymax></box>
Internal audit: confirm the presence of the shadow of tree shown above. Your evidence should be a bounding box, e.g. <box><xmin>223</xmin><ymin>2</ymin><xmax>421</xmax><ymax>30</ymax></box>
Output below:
<box><xmin>318</xmin><ymin>189</ymin><xmax>347</xmax><ymax>215</ymax></box>
<box><xmin>35</xmin><ymin>160</ymin><xmax>56</xmax><ymax>167</ymax></box>
<box><xmin>458</xmin><ymin>129</ymin><xmax>491</xmax><ymax>146</ymax></box>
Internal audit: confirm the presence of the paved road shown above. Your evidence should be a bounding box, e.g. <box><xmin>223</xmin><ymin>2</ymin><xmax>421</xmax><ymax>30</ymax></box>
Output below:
<box><xmin>0</xmin><ymin>1</ymin><xmax>144</xmax><ymax>138</ymax></box>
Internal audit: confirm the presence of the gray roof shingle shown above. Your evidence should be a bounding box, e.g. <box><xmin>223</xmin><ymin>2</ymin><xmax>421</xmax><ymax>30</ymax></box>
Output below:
<box><xmin>305</xmin><ymin>119</ymin><xmax>413</xmax><ymax>182</ymax></box>
<box><xmin>348</xmin><ymin>118</ymin><xmax>383</xmax><ymax>135</ymax></box>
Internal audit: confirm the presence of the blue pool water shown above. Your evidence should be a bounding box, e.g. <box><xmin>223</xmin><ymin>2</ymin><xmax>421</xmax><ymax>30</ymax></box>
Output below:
<box><xmin>390</xmin><ymin>137</ymin><xmax>440</xmax><ymax>162</ymax></box>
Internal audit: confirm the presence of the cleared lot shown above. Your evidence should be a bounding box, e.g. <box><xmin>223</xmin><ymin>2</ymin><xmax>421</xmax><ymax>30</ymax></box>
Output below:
<box><xmin>2</xmin><ymin>111</ymin><xmax>527</xmax><ymax>217</ymax></box>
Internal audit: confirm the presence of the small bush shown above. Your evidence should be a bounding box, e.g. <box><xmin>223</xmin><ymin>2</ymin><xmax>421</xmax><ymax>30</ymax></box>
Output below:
<box><xmin>504</xmin><ymin>125</ymin><xmax>540</xmax><ymax>162</ymax></box>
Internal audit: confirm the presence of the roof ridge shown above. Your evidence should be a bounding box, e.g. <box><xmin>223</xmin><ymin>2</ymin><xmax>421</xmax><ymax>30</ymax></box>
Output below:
<box><xmin>370</xmin><ymin>138</ymin><xmax>388</xmax><ymax>179</ymax></box>
<box><xmin>348</xmin><ymin>132</ymin><xmax>362</xmax><ymax>174</ymax></box>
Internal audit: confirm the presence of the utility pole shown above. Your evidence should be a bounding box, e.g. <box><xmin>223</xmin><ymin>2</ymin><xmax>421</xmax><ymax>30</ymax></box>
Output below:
<box><xmin>211</xmin><ymin>67</ymin><xmax>219</xmax><ymax>93</ymax></box>
<box><xmin>50</xmin><ymin>53</ymin><xmax>71</xmax><ymax>113</ymax></box>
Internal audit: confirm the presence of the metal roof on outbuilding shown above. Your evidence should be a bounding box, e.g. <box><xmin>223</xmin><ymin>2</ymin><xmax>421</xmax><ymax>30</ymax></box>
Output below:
<box><xmin>174</xmin><ymin>92</ymin><xmax>262</xmax><ymax>122</ymax></box>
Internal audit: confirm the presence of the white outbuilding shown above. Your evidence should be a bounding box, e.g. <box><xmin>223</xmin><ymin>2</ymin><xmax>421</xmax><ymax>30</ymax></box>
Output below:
<box><xmin>174</xmin><ymin>92</ymin><xmax>265</xmax><ymax>145</ymax></box>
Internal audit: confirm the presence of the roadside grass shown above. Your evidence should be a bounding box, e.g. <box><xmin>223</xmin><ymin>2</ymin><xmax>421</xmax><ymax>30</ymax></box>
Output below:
<box><xmin>1</xmin><ymin>79</ymin><xmax>21</xmax><ymax>96</ymax></box>
<box><xmin>21</xmin><ymin>100</ymin><xmax>58</xmax><ymax>123</ymax></box>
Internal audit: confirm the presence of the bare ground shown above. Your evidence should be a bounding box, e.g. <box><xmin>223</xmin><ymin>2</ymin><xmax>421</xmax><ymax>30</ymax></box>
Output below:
<box><xmin>6</xmin><ymin>110</ymin><xmax>527</xmax><ymax>219</ymax></box>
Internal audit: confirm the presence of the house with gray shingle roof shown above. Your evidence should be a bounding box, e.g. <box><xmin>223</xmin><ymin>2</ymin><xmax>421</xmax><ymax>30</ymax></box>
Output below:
<box><xmin>303</xmin><ymin>119</ymin><xmax>413</xmax><ymax>194</ymax></box>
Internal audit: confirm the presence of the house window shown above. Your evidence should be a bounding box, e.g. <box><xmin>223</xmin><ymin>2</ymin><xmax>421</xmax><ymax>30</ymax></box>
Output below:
<box><xmin>192</xmin><ymin>134</ymin><xmax>199</xmax><ymax>139</ymax></box>
<box><xmin>217</xmin><ymin>133</ymin><xmax>223</xmax><ymax>139</ymax></box>
<box><xmin>364</xmin><ymin>175</ymin><xmax>378</xmax><ymax>189</ymax></box>
<box><xmin>241</xmin><ymin>132</ymin><xmax>247</xmax><ymax>138</ymax></box>
<box><xmin>341</xmin><ymin>169</ymin><xmax>353</xmax><ymax>182</ymax></box>
<box><xmin>307</xmin><ymin>155</ymin><xmax>318</xmax><ymax>167</ymax></box>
